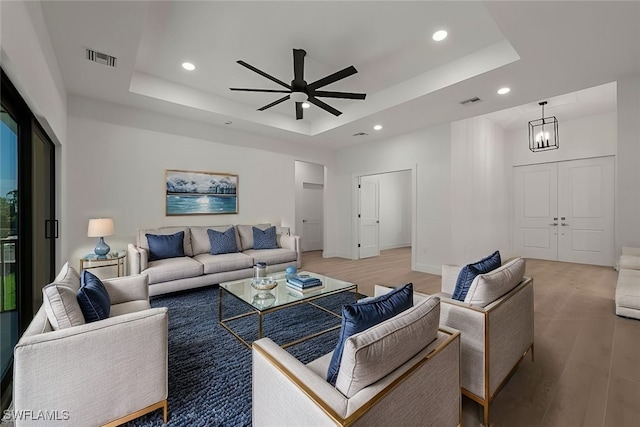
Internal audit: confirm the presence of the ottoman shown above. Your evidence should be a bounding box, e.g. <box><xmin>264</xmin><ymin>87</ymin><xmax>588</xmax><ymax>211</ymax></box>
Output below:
<box><xmin>615</xmin><ymin>268</ymin><xmax>640</xmax><ymax>320</ymax></box>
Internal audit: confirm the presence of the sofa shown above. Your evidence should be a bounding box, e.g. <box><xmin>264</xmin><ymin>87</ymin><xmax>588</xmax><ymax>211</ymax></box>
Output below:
<box><xmin>375</xmin><ymin>256</ymin><xmax>534</xmax><ymax>427</ymax></box>
<box><xmin>615</xmin><ymin>247</ymin><xmax>640</xmax><ymax>319</ymax></box>
<box><xmin>13</xmin><ymin>263</ymin><xmax>168</xmax><ymax>427</ymax></box>
<box><xmin>128</xmin><ymin>224</ymin><xmax>301</xmax><ymax>296</ymax></box>
<box><xmin>252</xmin><ymin>295</ymin><xmax>461</xmax><ymax>426</ymax></box>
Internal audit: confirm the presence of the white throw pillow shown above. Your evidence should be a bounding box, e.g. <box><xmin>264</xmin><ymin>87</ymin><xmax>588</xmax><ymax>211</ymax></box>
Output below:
<box><xmin>42</xmin><ymin>283</ymin><xmax>85</xmax><ymax>330</ymax></box>
<box><xmin>464</xmin><ymin>257</ymin><xmax>526</xmax><ymax>307</ymax></box>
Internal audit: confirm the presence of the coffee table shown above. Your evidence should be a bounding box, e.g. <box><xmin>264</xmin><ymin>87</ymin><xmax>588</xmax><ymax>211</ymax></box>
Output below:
<box><xmin>219</xmin><ymin>271</ymin><xmax>357</xmax><ymax>349</ymax></box>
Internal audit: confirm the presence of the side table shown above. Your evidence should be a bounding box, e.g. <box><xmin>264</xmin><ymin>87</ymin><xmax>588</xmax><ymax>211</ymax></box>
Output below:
<box><xmin>80</xmin><ymin>252</ymin><xmax>126</xmax><ymax>277</ymax></box>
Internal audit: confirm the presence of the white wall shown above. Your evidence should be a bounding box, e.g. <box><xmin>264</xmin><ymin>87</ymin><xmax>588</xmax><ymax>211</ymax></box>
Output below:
<box><xmin>616</xmin><ymin>73</ymin><xmax>640</xmax><ymax>254</ymax></box>
<box><xmin>330</xmin><ymin>124</ymin><xmax>451</xmax><ymax>273</ymax></box>
<box><xmin>65</xmin><ymin>96</ymin><xmax>334</xmax><ymax>268</ymax></box>
<box><xmin>451</xmin><ymin>117</ymin><xmax>511</xmax><ymax>265</ymax></box>
<box><xmin>377</xmin><ymin>170</ymin><xmax>412</xmax><ymax>250</ymax></box>
<box><xmin>507</xmin><ymin>111</ymin><xmax>617</xmax><ymax>166</ymax></box>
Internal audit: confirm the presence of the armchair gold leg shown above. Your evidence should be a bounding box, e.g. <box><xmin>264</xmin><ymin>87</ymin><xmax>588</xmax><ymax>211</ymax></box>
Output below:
<box><xmin>101</xmin><ymin>399</ymin><xmax>168</xmax><ymax>427</ymax></box>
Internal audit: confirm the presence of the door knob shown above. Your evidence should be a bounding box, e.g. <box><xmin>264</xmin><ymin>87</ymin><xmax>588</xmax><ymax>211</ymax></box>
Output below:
<box><xmin>549</xmin><ymin>223</ymin><xmax>558</xmax><ymax>226</ymax></box>
<box><xmin>561</xmin><ymin>222</ymin><xmax>569</xmax><ymax>226</ymax></box>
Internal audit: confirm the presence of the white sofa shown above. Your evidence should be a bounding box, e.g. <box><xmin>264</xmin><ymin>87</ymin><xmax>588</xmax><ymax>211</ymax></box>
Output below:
<box><xmin>615</xmin><ymin>247</ymin><xmax>640</xmax><ymax>319</ymax></box>
<box><xmin>252</xmin><ymin>295</ymin><xmax>461</xmax><ymax>427</ymax></box>
<box><xmin>128</xmin><ymin>224</ymin><xmax>301</xmax><ymax>296</ymax></box>
<box><xmin>13</xmin><ymin>264</ymin><xmax>168</xmax><ymax>426</ymax></box>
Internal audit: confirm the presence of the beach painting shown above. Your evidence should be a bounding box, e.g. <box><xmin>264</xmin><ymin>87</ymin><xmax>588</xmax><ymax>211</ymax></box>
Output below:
<box><xmin>166</xmin><ymin>170</ymin><xmax>238</xmax><ymax>215</ymax></box>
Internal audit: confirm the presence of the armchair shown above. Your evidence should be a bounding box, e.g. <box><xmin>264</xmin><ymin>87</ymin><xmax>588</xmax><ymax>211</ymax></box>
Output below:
<box><xmin>13</xmin><ymin>269</ymin><xmax>168</xmax><ymax>426</ymax></box>
<box><xmin>438</xmin><ymin>258</ymin><xmax>533</xmax><ymax>426</ymax></box>
<box><xmin>252</xmin><ymin>296</ymin><xmax>461</xmax><ymax>427</ymax></box>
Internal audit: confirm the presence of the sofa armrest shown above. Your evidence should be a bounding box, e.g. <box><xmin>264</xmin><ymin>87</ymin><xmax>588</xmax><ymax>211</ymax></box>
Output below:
<box><xmin>253</xmin><ymin>338</ymin><xmax>348</xmax><ymax>425</ymax></box>
<box><xmin>14</xmin><ymin>307</ymin><xmax>168</xmax><ymax>426</ymax></box>
<box><xmin>279</xmin><ymin>234</ymin><xmax>302</xmax><ymax>268</ymax></box>
<box><xmin>441</xmin><ymin>265</ymin><xmax>462</xmax><ymax>294</ymax></box>
<box><xmin>128</xmin><ymin>243</ymin><xmax>141</xmax><ymax>275</ymax></box>
<box><xmin>622</xmin><ymin>247</ymin><xmax>640</xmax><ymax>256</ymax></box>
<box><xmin>102</xmin><ymin>274</ymin><xmax>149</xmax><ymax>305</ymax></box>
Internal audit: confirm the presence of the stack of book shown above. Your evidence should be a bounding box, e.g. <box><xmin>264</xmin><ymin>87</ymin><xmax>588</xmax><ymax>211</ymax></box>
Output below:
<box><xmin>286</xmin><ymin>274</ymin><xmax>324</xmax><ymax>294</ymax></box>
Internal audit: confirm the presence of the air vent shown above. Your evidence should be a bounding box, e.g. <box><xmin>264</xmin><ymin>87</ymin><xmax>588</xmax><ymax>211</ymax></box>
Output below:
<box><xmin>85</xmin><ymin>48</ymin><xmax>117</xmax><ymax>67</ymax></box>
<box><xmin>460</xmin><ymin>97</ymin><xmax>481</xmax><ymax>105</ymax></box>
<box><xmin>352</xmin><ymin>132</ymin><xmax>369</xmax><ymax>137</ymax></box>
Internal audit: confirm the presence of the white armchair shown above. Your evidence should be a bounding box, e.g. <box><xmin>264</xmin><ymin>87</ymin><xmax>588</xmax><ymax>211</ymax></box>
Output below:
<box><xmin>13</xmin><ymin>269</ymin><xmax>168</xmax><ymax>427</ymax></box>
<box><xmin>252</xmin><ymin>296</ymin><xmax>461</xmax><ymax>427</ymax></box>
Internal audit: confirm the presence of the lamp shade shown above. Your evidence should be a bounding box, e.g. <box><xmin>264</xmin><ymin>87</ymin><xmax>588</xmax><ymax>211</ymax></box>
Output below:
<box><xmin>87</xmin><ymin>218</ymin><xmax>114</xmax><ymax>237</ymax></box>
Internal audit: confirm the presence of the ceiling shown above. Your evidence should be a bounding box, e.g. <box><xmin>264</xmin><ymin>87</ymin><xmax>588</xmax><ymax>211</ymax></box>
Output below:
<box><xmin>40</xmin><ymin>1</ymin><xmax>640</xmax><ymax>150</ymax></box>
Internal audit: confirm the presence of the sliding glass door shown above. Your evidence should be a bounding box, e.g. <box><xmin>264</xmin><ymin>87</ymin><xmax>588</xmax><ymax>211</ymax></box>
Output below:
<box><xmin>0</xmin><ymin>107</ymin><xmax>18</xmax><ymax>400</ymax></box>
<box><xmin>0</xmin><ymin>70</ymin><xmax>56</xmax><ymax>410</ymax></box>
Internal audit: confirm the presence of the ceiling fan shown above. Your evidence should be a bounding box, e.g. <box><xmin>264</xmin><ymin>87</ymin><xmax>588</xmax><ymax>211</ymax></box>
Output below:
<box><xmin>230</xmin><ymin>49</ymin><xmax>366</xmax><ymax>120</ymax></box>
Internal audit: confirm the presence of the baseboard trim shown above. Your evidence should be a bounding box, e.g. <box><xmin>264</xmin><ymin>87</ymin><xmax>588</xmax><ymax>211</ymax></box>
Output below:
<box><xmin>413</xmin><ymin>263</ymin><xmax>442</xmax><ymax>275</ymax></box>
<box><xmin>321</xmin><ymin>251</ymin><xmax>353</xmax><ymax>259</ymax></box>
<box><xmin>380</xmin><ymin>243</ymin><xmax>412</xmax><ymax>251</ymax></box>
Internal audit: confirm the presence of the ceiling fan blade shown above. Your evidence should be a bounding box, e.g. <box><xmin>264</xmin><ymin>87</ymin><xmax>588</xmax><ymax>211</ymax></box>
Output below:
<box><xmin>293</xmin><ymin>49</ymin><xmax>306</xmax><ymax>85</ymax></box>
<box><xmin>237</xmin><ymin>60</ymin><xmax>291</xmax><ymax>90</ymax></box>
<box><xmin>308</xmin><ymin>66</ymin><xmax>357</xmax><ymax>91</ymax></box>
<box><xmin>258</xmin><ymin>95</ymin><xmax>290</xmax><ymax>111</ymax></box>
<box><xmin>230</xmin><ymin>88</ymin><xmax>291</xmax><ymax>93</ymax></box>
<box><xmin>296</xmin><ymin>102</ymin><xmax>303</xmax><ymax>120</ymax></box>
<box><xmin>307</xmin><ymin>96</ymin><xmax>342</xmax><ymax>116</ymax></box>
<box><xmin>312</xmin><ymin>90</ymin><xmax>366</xmax><ymax>100</ymax></box>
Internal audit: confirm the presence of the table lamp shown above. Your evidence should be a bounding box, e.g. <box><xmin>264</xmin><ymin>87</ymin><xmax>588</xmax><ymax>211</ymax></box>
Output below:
<box><xmin>87</xmin><ymin>218</ymin><xmax>114</xmax><ymax>257</ymax></box>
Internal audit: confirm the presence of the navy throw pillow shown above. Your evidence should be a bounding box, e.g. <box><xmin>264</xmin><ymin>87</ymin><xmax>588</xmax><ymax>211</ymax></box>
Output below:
<box><xmin>146</xmin><ymin>231</ymin><xmax>185</xmax><ymax>261</ymax></box>
<box><xmin>452</xmin><ymin>250</ymin><xmax>501</xmax><ymax>301</ymax></box>
<box><xmin>253</xmin><ymin>226</ymin><xmax>278</xmax><ymax>250</ymax></box>
<box><xmin>77</xmin><ymin>270</ymin><xmax>110</xmax><ymax>322</ymax></box>
<box><xmin>326</xmin><ymin>283</ymin><xmax>413</xmax><ymax>386</ymax></box>
<box><xmin>207</xmin><ymin>227</ymin><xmax>239</xmax><ymax>255</ymax></box>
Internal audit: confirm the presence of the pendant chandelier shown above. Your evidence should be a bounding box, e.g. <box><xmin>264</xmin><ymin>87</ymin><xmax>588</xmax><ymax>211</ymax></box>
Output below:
<box><xmin>528</xmin><ymin>101</ymin><xmax>559</xmax><ymax>152</ymax></box>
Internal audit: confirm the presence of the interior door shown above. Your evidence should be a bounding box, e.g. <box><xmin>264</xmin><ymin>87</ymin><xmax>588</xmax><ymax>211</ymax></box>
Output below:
<box><xmin>301</xmin><ymin>183</ymin><xmax>323</xmax><ymax>252</ymax></box>
<box><xmin>558</xmin><ymin>157</ymin><xmax>614</xmax><ymax>266</ymax></box>
<box><xmin>359</xmin><ymin>177</ymin><xmax>380</xmax><ymax>259</ymax></box>
<box><xmin>514</xmin><ymin>163</ymin><xmax>559</xmax><ymax>260</ymax></box>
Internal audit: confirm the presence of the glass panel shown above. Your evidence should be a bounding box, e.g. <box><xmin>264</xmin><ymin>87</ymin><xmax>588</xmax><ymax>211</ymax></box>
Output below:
<box><xmin>0</xmin><ymin>105</ymin><xmax>19</xmax><ymax>382</ymax></box>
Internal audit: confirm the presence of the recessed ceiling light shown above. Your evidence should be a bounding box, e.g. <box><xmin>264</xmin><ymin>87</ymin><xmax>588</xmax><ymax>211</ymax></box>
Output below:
<box><xmin>301</xmin><ymin>102</ymin><xmax>310</xmax><ymax>109</ymax></box>
<box><xmin>182</xmin><ymin>62</ymin><xmax>195</xmax><ymax>71</ymax></box>
<box><xmin>497</xmin><ymin>87</ymin><xmax>511</xmax><ymax>95</ymax></box>
<box><xmin>432</xmin><ymin>30</ymin><xmax>448</xmax><ymax>42</ymax></box>
<box><xmin>373</xmin><ymin>125</ymin><xmax>383</xmax><ymax>131</ymax></box>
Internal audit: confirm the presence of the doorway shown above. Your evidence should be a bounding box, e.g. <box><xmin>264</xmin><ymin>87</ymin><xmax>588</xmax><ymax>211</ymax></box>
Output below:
<box><xmin>295</xmin><ymin>161</ymin><xmax>324</xmax><ymax>253</ymax></box>
<box><xmin>513</xmin><ymin>156</ymin><xmax>614</xmax><ymax>266</ymax></box>
<box><xmin>357</xmin><ymin>170</ymin><xmax>412</xmax><ymax>259</ymax></box>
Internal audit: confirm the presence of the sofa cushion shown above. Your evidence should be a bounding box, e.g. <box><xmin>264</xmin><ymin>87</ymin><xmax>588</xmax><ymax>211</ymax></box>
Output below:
<box><xmin>464</xmin><ymin>257</ymin><xmax>526</xmax><ymax>307</ymax></box>
<box><xmin>144</xmin><ymin>256</ymin><xmax>204</xmax><ymax>284</ymax></box>
<box><xmin>327</xmin><ymin>283</ymin><xmax>413</xmax><ymax>386</ymax></box>
<box><xmin>138</xmin><ymin>226</ymin><xmax>193</xmax><ymax>257</ymax></box>
<box><xmin>452</xmin><ymin>250</ymin><xmax>501</xmax><ymax>301</ymax></box>
<box><xmin>77</xmin><ymin>270</ymin><xmax>111</xmax><ymax>323</ymax></box>
<box><xmin>335</xmin><ymin>295</ymin><xmax>440</xmax><ymax>398</ymax></box>
<box><xmin>54</xmin><ymin>262</ymin><xmax>81</xmax><ymax>291</ymax></box>
<box><xmin>253</xmin><ymin>226</ymin><xmax>278</xmax><ymax>249</ymax></box>
<box><xmin>194</xmin><ymin>253</ymin><xmax>254</xmax><ymax>275</ymax></box>
<box><xmin>243</xmin><ymin>248</ymin><xmax>297</xmax><ymax>266</ymax></box>
<box><xmin>146</xmin><ymin>231</ymin><xmax>186</xmax><ymax>261</ymax></box>
<box><xmin>237</xmin><ymin>224</ymin><xmax>271</xmax><ymax>250</ymax></box>
<box><xmin>208</xmin><ymin>227</ymin><xmax>239</xmax><ymax>255</ymax></box>
<box><xmin>619</xmin><ymin>255</ymin><xmax>640</xmax><ymax>270</ymax></box>
<box><xmin>42</xmin><ymin>283</ymin><xmax>86</xmax><ymax>330</ymax></box>
<box><xmin>191</xmin><ymin>225</ymin><xmax>241</xmax><ymax>255</ymax></box>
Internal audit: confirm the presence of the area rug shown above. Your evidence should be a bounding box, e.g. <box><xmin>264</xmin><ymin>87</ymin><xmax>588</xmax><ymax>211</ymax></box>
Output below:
<box><xmin>125</xmin><ymin>286</ymin><xmax>356</xmax><ymax>426</ymax></box>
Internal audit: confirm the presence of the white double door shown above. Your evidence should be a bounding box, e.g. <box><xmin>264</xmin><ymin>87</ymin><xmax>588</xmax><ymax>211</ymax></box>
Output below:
<box><xmin>514</xmin><ymin>156</ymin><xmax>614</xmax><ymax>266</ymax></box>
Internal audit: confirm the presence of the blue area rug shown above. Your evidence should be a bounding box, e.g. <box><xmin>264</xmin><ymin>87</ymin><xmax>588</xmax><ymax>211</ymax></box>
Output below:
<box><xmin>125</xmin><ymin>286</ymin><xmax>357</xmax><ymax>427</ymax></box>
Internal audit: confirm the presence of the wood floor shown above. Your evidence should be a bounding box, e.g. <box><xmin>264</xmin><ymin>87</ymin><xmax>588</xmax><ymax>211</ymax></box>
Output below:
<box><xmin>301</xmin><ymin>247</ymin><xmax>640</xmax><ymax>427</ymax></box>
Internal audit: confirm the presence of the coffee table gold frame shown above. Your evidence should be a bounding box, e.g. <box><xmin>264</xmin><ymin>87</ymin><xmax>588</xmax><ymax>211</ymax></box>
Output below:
<box><xmin>218</xmin><ymin>282</ymin><xmax>358</xmax><ymax>350</ymax></box>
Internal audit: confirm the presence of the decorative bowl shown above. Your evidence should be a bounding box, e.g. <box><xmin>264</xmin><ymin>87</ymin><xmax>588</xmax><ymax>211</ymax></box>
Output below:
<box><xmin>251</xmin><ymin>277</ymin><xmax>277</xmax><ymax>291</ymax></box>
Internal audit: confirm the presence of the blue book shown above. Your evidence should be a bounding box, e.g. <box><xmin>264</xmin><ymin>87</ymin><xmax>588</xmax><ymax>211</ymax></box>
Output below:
<box><xmin>287</xmin><ymin>277</ymin><xmax>322</xmax><ymax>288</ymax></box>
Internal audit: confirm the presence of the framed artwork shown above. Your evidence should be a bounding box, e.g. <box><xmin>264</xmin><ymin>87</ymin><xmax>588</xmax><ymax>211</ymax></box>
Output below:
<box><xmin>165</xmin><ymin>170</ymin><xmax>238</xmax><ymax>215</ymax></box>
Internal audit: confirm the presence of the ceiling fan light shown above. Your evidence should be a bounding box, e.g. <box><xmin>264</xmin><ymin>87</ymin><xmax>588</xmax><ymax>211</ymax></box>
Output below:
<box><xmin>290</xmin><ymin>92</ymin><xmax>308</xmax><ymax>103</ymax></box>
<box><xmin>301</xmin><ymin>102</ymin><xmax>310</xmax><ymax>109</ymax></box>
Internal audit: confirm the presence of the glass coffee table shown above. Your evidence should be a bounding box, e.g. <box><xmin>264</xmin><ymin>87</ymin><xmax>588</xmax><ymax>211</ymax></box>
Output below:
<box><xmin>219</xmin><ymin>271</ymin><xmax>357</xmax><ymax>349</ymax></box>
